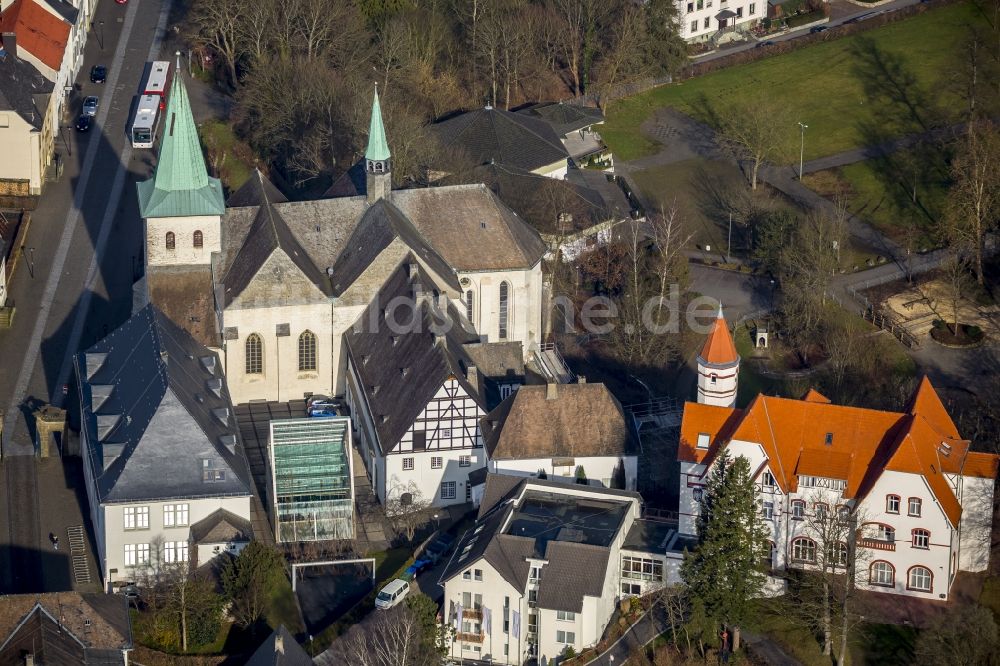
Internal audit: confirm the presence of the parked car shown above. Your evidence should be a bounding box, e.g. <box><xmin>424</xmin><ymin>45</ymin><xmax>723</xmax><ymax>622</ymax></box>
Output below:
<box><xmin>755</xmin><ymin>40</ymin><xmax>775</xmax><ymax>48</ymax></box>
<box><xmin>308</xmin><ymin>401</ymin><xmax>337</xmax><ymax>418</ymax></box>
<box><xmin>83</xmin><ymin>96</ymin><xmax>99</xmax><ymax>116</ymax></box>
<box><xmin>809</xmin><ymin>25</ymin><xmax>828</xmax><ymax>33</ymax></box>
<box><xmin>75</xmin><ymin>114</ymin><xmax>92</xmax><ymax>132</ymax></box>
<box><xmin>90</xmin><ymin>65</ymin><xmax>107</xmax><ymax>83</ymax></box>
<box><xmin>375</xmin><ymin>579</ymin><xmax>410</xmax><ymax>609</ymax></box>
<box><xmin>403</xmin><ymin>558</ymin><xmax>433</xmax><ymax>580</ymax></box>
<box><xmin>424</xmin><ymin>533</ymin><xmax>456</xmax><ymax>564</ymax></box>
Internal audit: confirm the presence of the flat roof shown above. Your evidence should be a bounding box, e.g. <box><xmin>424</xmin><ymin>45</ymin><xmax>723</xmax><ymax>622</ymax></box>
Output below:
<box><xmin>622</xmin><ymin>519</ymin><xmax>676</xmax><ymax>552</ymax></box>
<box><xmin>503</xmin><ymin>489</ymin><xmax>630</xmax><ymax>556</ymax></box>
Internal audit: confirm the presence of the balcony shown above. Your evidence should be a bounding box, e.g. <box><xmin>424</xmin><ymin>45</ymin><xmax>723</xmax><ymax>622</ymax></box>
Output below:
<box><xmin>859</xmin><ymin>538</ymin><xmax>896</xmax><ymax>552</ymax></box>
<box><xmin>456</xmin><ymin>632</ymin><xmax>484</xmax><ymax>644</ymax></box>
<box><xmin>463</xmin><ymin>608</ymin><xmax>483</xmax><ymax>621</ymax></box>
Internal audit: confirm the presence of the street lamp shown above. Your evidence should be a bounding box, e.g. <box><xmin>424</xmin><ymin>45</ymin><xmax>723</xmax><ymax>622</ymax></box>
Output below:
<box><xmin>99</xmin><ymin>20</ymin><xmax>105</xmax><ymax>51</ymax></box>
<box><xmin>727</xmin><ymin>211</ymin><xmax>733</xmax><ymax>264</ymax></box>
<box><xmin>797</xmin><ymin>121</ymin><xmax>808</xmax><ymax>180</ymax></box>
<box><xmin>23</xmin><ymin>246</ymin><xmax>35</xmax><ymax>279</ymax></box>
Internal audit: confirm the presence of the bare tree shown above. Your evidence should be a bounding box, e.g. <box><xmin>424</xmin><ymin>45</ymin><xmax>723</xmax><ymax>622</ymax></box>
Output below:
<box><xmin>946</xmin><ymin>119</ymin><xmax>1000</xmax><ymax>285</ymax></box>
<box><xmin>385</xmin><ymin>481</ymin><xmax>433</xmax><ymax>543</ymax></box>
<box><xmin>333</xmin><ymin>603</ymin><xmax>437</xmax><ymax>666</ymax></box>
<box><xmin>718</xmin><ymin>95</ymin><xmax>794</xmax><ymax>190</ymax></box>
<box><xmin>939</xmin><ymin>250</ymin><xmax>974</xmax><ymax>337</ymax></box>
<box><xmin>186</xmin><ymin>0</ymin><xmax>246</xmax><ymax>89</ymax></box>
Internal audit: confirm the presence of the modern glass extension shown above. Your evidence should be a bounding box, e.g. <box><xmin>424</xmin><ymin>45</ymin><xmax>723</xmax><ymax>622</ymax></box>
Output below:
<box><xmin>268</xmin><ymin>417</ymin><xmax>354</xmax><ymax>542</ymax></box>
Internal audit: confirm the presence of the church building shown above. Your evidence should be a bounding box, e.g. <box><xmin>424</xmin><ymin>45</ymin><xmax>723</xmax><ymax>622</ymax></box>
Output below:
<box><xmin>135</xmin><ymin>78</ymin><xmax>547</xmax><ymax>407</ymax></box>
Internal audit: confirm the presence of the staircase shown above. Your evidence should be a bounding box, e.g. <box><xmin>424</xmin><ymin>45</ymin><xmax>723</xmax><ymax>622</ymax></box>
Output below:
<box><xmin>66</xmin><ymin>525</ymin><xmax>91</xmax><ymax>585</ymax></box>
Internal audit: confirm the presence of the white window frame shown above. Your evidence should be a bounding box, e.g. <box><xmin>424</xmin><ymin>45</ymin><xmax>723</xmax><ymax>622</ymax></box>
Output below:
<box><xmin>441</xmin><ymin>481</ymin><xmax>457</xmax><ymax>500</ymax></box>
<box><xmin>556</xmin><ymin>610</ymin><xmax>576</xmax><ymax>621</ymax></box>
<box><xmin>908</xmin><ymin>566</ymin><xmax>932</xmax><ymax>591</ymax></box>
<box><xmin>870</xmin><ymin>561</ymin><xmax>894</xmax><ymax>587</ymax></box>
<box><xmin>556</xmin><ymin>630</ymin><xmax>576</xmax><ymax>644</ymax></box>
<box><xmin>402</xmin><ymin>457</ymin><xmax>414</xmax><ymax>471</ymax></box>
<box><xmin>907</xmin><ymin>497</ymin><xmax>922</xmax><ymax>517</ymax></box>
<box><xmin>431</xmin><ymin>457</ymin><xmax>443</xmax><ymax>469</ymax></box>
<box><xmin>459</xmin><ymin>455</ymin><xmax>472</xmax><ymax>467</ymax></box>
<box><xmin>124</xmin><ymin>506</ymin><xmax>149</xmax><ymax>530</ymax></box>
<box><xmin>163</xmin><ymin>504</ymin><xmax>189</xmax><ymax>528</ymax></box>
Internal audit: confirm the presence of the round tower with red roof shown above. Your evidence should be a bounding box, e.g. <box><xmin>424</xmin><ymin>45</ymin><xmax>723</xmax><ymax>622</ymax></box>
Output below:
<box><xmin>696</xmin><ymin>305</ymin><xmax>740</xmax><ymax>407</ymax></box>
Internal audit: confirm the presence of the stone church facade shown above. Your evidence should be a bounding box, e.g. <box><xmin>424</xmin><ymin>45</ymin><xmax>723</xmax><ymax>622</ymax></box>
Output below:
<box><xmin>136</xmin><ymin>83</ymin><xmax>547</xmax><ymax>406</ymax></box>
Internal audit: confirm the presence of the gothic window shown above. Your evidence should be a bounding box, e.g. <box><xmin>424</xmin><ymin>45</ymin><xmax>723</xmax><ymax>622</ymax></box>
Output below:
<box><xmin>165</xmin><ymin>231</ymin><xmax>175</xmax><ymax>250</ymax></box>
<box><xmin>245</xmin><ymin>334</ymin><xmax>263</xmax><ymax>375</ymax></box>
<box><xmin>298</xmin><ymin>330</ymin><xmax>317</xmax><ymax>371</ymax></box>
<box><xmin>193</xmin><ymin>230</ymin><xmax>203</xmax><ymax>248</ymax></box>
<box><xmin>465</xmin><ymin>290</ymin><xmax>475</xmax><ymax>324</ymax></box>
<box><xmin>499</xmin><ymin>282</ymin><xmax>510</xmax><ymax>339</ymax></box>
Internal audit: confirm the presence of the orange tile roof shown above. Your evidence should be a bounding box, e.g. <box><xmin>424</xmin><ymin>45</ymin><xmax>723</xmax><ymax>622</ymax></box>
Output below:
<box><xmin>0</xmin><ymin>0</ymin><xmax>70</xmax><ymax>72</ymax></box>
<box><xmin>964</xmin><ymin>452</ymin><xmax>999</xmax><ymax>479</ymax></box>
<box><xmin>802</xmin><ymin>388</ymin><xmax>831</xmax><ymax>404</ymax></box>
<box><xmin>698</xmin><ymin>308</ymin><xmax>738</xmax><ymax>366</ymax></box>
<box><xmin>678</xmin><ymin>377</ymin><xmax>997</xmax><ymax>529</ymax></box>
<box><xmin>906</xmin><ymin>375</ymin><xmax>960</xmax><ymax>440</ymax></box>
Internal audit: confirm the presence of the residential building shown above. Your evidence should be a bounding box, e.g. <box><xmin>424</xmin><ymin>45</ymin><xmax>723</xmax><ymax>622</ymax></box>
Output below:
<box><xmin>432</xmin><ymin>106</ymin><xmax>570</xmax><ymax>180</ymax></box>
<box><xmin>74</xmin><ymin>304</ymin><xmax>254</xmax><ymax>591</ymax></box>
<box><xmin>678</xmin><ymin>310</ymin><xmax>999</xmax><ymax>599</ymax></box>
<box><xmin>0</xmin><ymin>592</ymin><xmax>133</xmax><ymax>664</ymax></box>
<box><xmin>679</xmin><ymin>0</ymin><xmax>762</xmax><ymax>42</ymax></box>
<box><xmin>344</xmin><ymin>262</ymin><xmax>497</xmax><ymax>508</ymax></box>
<box><xmin>0</xmin><ymin>0</ymin><xmax>88</xmax><ymax>196</ymax></box>
<box><xmin>266</xmin><ymin>417</ymin><xmax>355</xmax><ymax>541</ymax></box>
<box><xmin>135</xmin><ymin>80</ymin><xmax>547</xmax><ymax>406</ymax></box>
<box><xmin>189</xmin><ymin>508</ymin><xmax>253</xmax><ymax>567</ymax></box>
<box><xmin>517</xmin><ymin>102</ymin><xmax>610</xmax><ymax>167</ymax></box>
<box><xmin>439</xmin><ymin>475</ymin><xmax>684</xmax><ymax>664</ymax></box>
<box><xmin>482</xmin><ymin>381</ymin><xmax>639</xmax><ymax>490</ymax></box>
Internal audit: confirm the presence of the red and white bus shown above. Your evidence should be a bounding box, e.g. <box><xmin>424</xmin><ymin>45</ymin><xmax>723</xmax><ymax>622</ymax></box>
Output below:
<box><xmin>143</xmin><ymin>61</ymin><xmax>172</xmax><ymax>111</ymax></box>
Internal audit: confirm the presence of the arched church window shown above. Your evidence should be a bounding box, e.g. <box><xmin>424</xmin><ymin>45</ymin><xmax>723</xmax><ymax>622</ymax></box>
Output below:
<box><xmin>193</xmin><ymin>230</ymin><xmax>203</xmax><ymax>248</ymax></box>
<box><xmin>165</xmin><ymin>232</ymin><xmax>175</xmax><ymax>250</ymax></box>
<box><xmin>245</xmin><ymin>334</ymin><xmax>263</xmax><ymax>375</ymax></box>
<box><xmin>298</xmin><ymin>330</ymin><xmax>317</xmax><ymax>372</ymax></box>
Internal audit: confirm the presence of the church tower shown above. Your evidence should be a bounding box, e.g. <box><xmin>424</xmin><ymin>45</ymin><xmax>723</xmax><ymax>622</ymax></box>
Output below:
<box><xmin>696</xmin><ymin>305</ymin><xmax>740</xmax><ymax>407</ymax></box>
<box><xmin>365</xmin><ymin>85</ymin><xmax>392</xmax><ymax>204</ymax></box>
<box><xmin>136</xmin><ymin>55</ymin><xmax>225</xmax><ymax>268</ymax></box>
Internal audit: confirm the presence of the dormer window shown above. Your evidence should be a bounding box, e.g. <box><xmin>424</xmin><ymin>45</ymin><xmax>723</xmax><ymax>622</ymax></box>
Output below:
<box><xmin>202</xmin><ymin>459</ymin><xmax>226</xmax><ymax>482</ymax></box>
<box><xmin>696</xmin><ymin>433</ymin><xmax>710</xmax><ymax>449</ymax></box>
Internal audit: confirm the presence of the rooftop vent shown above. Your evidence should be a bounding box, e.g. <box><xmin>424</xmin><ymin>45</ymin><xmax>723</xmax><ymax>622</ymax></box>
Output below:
<box><xmin>939</xmin><ymin>442</ymin><xmax>952</xmax><ymax>457</ymax></box>
<box><xmin>206</xmin><ymin>378</ymin><xmax>224</xmax><ymax>399</ymax></box>
<box><xmin>212</xmin><ymin>407</ymin><xmax>230</xmax><ymax>426</ymax></box>
<box><xmin>200</xmin><ymin>356</ymin><xmax>217</xmax><ymax>374</ymax></box>
<box><xmin>159</xmin><ymin>350</ymin><xmax>169</xmax><ymax>363</ymax></box>
<box><xmin>195</xmin><ymin>393</ymin><xmax>205</xmax><ymax>404</ymax></box>
<box><xmin>371</xmin><ymin>385</ymin><xmax>380</xmax><ymax>395</ymax></box>
<box><xmin>380</xmin><ymin>415</ymin><xmax>389</xmax><ymax>424</ymax></box>
<box><xmin>400</xmin><ymin>367</ymin><xmax>409</xmax><ymax>377</ymax></box>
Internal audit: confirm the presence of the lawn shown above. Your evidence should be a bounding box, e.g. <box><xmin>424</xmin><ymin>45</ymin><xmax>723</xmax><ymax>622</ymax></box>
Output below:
<box><xmin>604</xmin><ymin>2</ymin><xmax>989</xmax><ymax>162</ymax></box>
<box><xmin>200</xmin><ymin>119</ymin><xmax>254</xmax><ymax>194</ymax></box>
<box><xmin>803</xmin><ymin>150</ymin><xmax>950</xmax><ymax>249</ymax></box>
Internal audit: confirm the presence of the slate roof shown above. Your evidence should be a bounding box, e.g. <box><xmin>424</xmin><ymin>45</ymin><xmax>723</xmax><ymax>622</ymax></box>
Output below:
<box><xmin>38</xmin><ymin>0</ymin><xmax>78</xmax><ymax>25</ymax></box>
<box><xmin>189</xmin><ymin>508</ymin><xmax>253</xmax><ymax>544</ymax></box>
<box><xmin>0</xmin><ymin>48</ymin><xmax>52</xmax><ymax>128</ymax></box>
<box><xmin>679</xmin><ymin>377</ymin><xmax>999</xmax><ymax>528</ymax></box>
<box><xmin>0</xmin><ymin>593</ymin><xmax>131</xmax><ymax>665</ymax></box>
<box><xmin>434</xmin><ymin>107</ymin><xmax>569</xmax><ymax>173</ymax></box>
<box><xmin>328</xmin><ymin>198</ymin><xmax>457</xmax><ymax>296</ymax></box>
<box><xmin>246</xmin><ymin>625</ymin><xmax>314</xmax><ymax>666</ymax></box>
<box><xmin>74</xmin><ymin>305</ymin><xmax>252</xmax><ymax>503</ymax></box>
<box><xmin>517</xmin><ymin>102</ymin><xmax>605</xmax><ymax>138</ymax></box>
<box><xmin>137</xmin><ymin>74</ymin><xmax>226</xmax><ymax>219</ymax></box>
<box><xmin>226</xmin><ymin>169</ymin><xmax>288</xmax><ymax>208</ymax></box>
<box><xmin>442</xmin><ymin>477</ymin><xmax>638</xmax><ymax>612</ymax></box>
<box><xmin>343</xmin><ymin>262</ymin><xmax>484</xmax><ymax>454</ymax></box>
<box><xmin>483</xmin><ymin>382</ymin><xmax>636</xmax><ymax>461</ymax></box>
<box><xmin>0</xmin><ymin>0</ymin><xmax>70</xmax><ymax>72</ymax></box>
<box><xmin>220</xmin><ymin>172</ymin><xmax>332</xmax><ymax>306</ymax></box>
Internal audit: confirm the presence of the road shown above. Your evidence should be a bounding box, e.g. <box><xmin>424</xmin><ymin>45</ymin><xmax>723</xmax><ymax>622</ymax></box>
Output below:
<box><xmin>0</xmin><ymin>0</ymin><xmax>170</xmax><ymax>593</ymax></box>
<box><xmin>692</xmin><ymin>0</ymin><xmax>924</xmax><ymax>64</ymax></box>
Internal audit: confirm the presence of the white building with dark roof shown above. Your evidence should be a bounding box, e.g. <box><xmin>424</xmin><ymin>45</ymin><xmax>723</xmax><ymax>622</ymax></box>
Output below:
<box><xmin>482</xmin><ymin>381</ymin><xmax>639</xmax><ymax>490</ymax></box>
<box><xmin>439</xmin><ymin>475</ymin><xmax>683</xmax><ymax>664</ymax></box>
<box><xmin>74</xmin><ymin>305</ymin><xmax>253</xmax><ymax>591</ymax></box>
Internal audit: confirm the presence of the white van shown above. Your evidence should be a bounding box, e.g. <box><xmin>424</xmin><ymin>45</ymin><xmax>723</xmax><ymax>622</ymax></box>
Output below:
<box><xmin>375</xmin><ymin>578</ymin><xmax>410</xmax><ymax>609</ymax></box>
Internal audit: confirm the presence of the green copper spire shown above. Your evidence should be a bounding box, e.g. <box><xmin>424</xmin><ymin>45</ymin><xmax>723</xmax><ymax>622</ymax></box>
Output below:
<box><xmin>365</xmin><ymin>85</ymin><xmax>391</xmax><ymax>162</ymax></box>
<box><xmin>137</xmin><ymin>59</ymin><xmax>225</xmax><ymax>218</ymax></box>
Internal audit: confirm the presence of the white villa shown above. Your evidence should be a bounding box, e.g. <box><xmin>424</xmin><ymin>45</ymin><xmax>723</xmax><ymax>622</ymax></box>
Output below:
<box><xmin>678</xmin><ymin>309</ymin><xmax>998</xmax><ymax>600</ymax></box>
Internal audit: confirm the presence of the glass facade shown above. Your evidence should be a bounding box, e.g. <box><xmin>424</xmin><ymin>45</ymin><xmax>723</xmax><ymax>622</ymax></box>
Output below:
<box><xmin>269</xmin><ymin>417</ymin><xmax>354</xmax><ymax>542</ymax></box>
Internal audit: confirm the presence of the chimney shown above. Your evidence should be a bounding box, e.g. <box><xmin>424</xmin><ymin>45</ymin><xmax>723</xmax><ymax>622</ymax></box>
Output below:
<box><xmin>578</xmin><ymin>375</ymin><xmax>586</xmax><ymax>384</ymax></box>
<box><xmin>274</xmin><ymin>634</ymin><xmax>284</xmax><ymax>655</ymax></box>
<box><xmin>24</xmin><ymin>655</ymin><xmax>34</xmax><ymax>666</ymax></box>
<box><xmin>467</xmin><ymin>365</ymin><xmax>480</xmax><ymax>396</ymax></box>
<box><xmin>546</xmin><ymin>381</ymin><xmax>558</xmax><ymax>400</ymax></box>
<box><xmin>2</xmin><ymin>32</ymin><xmax>16</xmax><ymax>59</ymax></box>
<box><xmin>436</xmin><ymin>293</ymin><xmax>449</xmax><ymax>312</ymax></box>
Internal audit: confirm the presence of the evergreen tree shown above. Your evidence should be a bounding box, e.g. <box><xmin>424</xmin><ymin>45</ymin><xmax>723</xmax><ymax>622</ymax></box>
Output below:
<box><xmin>681</xmin><ymin>451</ymin><xmax>770</xmax><ymax>626</ymax></box>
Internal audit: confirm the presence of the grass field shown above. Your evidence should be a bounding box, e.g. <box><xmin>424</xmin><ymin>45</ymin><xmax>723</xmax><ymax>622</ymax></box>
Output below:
<box><xmin>200</xmin><ymin>119</ymin><xmax>254</xmax><ymax>194</ymax></box>
<box><xmin>804</xmin><ymin>150</ymin><xmax>950</xmax><ymax>248</ymax></box>
<box><xmin>604</xmin><ymin>2</ymin><xmax>988</xmax><ymax>162</ymax></box>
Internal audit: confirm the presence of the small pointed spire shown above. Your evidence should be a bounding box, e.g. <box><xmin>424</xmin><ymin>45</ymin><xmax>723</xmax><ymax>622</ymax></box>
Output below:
<box><xmin>717</xmin><ymin>303</ymin><xmax>724</xmax><ymax>319</ymax></box>
<box><xmin>366</xmin><ymin>84</ymin><xmax>391</xmax><ymax>162</ymax></box>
